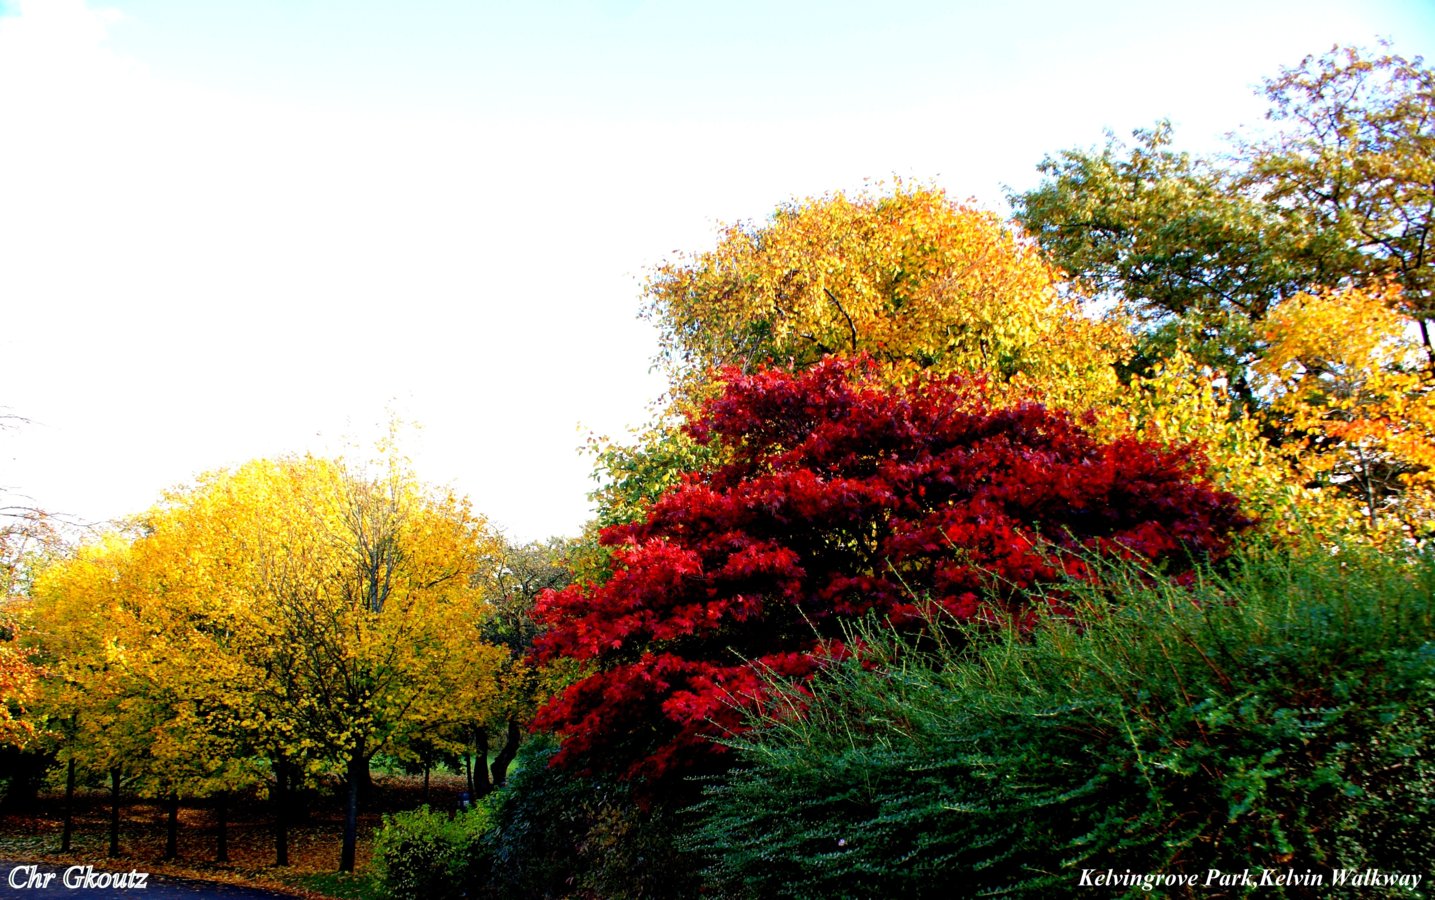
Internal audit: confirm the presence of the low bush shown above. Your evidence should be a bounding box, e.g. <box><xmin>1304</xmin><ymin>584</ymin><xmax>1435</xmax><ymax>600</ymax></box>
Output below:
<box><xmin>688</xmin><ymin>541</ymin><xmax>1435</xmax><ymax>898</ymax></box>
<box><xmin>374</xmin><ymin>737</ymin><xmax>700</xmax><ymax>899</ymax></box>
<box><xmin>479</xmin><ymin>736</ymin><xmax>701</xmax><ymax>899</ymax></box>
<box><xmin>373</xmin><ymin>801</ymin><xmax>497</xmax><ymax>900</ymax></box>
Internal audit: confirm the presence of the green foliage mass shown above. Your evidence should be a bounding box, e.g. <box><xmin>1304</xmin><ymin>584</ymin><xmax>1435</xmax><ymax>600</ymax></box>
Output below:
<box><xmin>1011</xmin><ymin>121</ymin><xmax>1314</xmax><ymax>400</ymax></box>
<box><xmin>478</xmin><ymin>737</ymin><xmax>701</xmax><ymax>899</ymax></box>
<box><xmin>382</xmin><ymin>738</ymin><xmax>702</xmax><ymax>899</ymax></box>
<box><xmin>1012</xmin><ymin>43</ymin><xmax>1435</xmax><ymax>386</ymax></box>
<box><xmin>374</xmin><ymin>803</ymin><xmax>499</xmax><ymax>900</ymax></box>
<box><xmin>687</xmin><ymin>542</ymin><xmax>1435</xmax><ymax>898</ymax></box>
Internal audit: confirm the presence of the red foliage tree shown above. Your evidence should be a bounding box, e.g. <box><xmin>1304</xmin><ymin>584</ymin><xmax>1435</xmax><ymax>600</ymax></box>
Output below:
<box><xmin>532</xmin><ymin>358</ymin><xmax>1249</xmax><ymax>783</ymax></box>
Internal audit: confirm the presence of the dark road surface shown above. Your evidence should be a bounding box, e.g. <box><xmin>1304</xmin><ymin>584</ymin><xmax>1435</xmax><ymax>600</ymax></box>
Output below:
<box><xmin>0</xmin><ymin>861</ymin><xmax>301</xmax><ymax>898</ymax></box>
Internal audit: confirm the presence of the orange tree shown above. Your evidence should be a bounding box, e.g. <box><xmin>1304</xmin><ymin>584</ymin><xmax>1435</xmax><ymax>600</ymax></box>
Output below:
<box><xmin>533</xmin><ymin>359</ymin><xmax>1249</xmax><ymax>787</ymax></box>
<box><xmin>0</xmin><ymin>603</ymin><xmax>41</xmax><ymax>752</ymax></box>
<box><xmin>1255</xmin><ymin>284</ymin><xmax>1435</xmax><ymax>535</ymax></box>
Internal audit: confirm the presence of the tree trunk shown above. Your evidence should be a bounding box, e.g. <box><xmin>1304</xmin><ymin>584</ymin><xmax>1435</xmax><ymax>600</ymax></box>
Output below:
<box><xmin>0</xmin><ymin>747</ymin><xmax>46</xmax><ymax>811</ymax></box>
<box><xmin>1419</xmin><ymin>317</ymin><xmax>1434</xmax><ymax>376</ymax></box>
<box><xmin>462</xmin><ymin>752</ymin><xmax>473</xmax><ymax>798</ymax></box>
<box><xmin>216</xmin><ymin>792</ymin><xmax>229</xmax><ymax>863</ymax></box>
<box><xmin>273</xmin><ymin>757</ymin><xmax>290</xmax><ymax>867</ymax></box>
<box><xmin>339</xmin><ymin>751</ymin><xmax>365</xmax><ymax>873</ymax></box>
<box><xmin>491</xmin><ymin>718</ymin><xmax>522</xmax><ymax>787</ymax></box>
<box><xmin>60</xmin><ymin>757</ymin><xmax>76</xmax><ymax>853</ymax></box>
<box><xmin>164</xmin><ymin>792</ymin><xmax>180</xmax><ymax>860</ymax></box>
<box><xmin>360</xmin><ymin>759</ymin><xmax>375</xmax><ymax>797</ymax></box>
<box><xmin>108</xmin><ymin>768</ymin><xmax>121</xmax><ymax>857</ymax></box>
<box><xmin>473</xmin><ymin>726</ymin><xmax>492</xmax><ymax>797</ymax></box>
<box><xmin>422</xmin><ymin>763</ymin><xmax>430</xmax><ymax>806</ymax></box>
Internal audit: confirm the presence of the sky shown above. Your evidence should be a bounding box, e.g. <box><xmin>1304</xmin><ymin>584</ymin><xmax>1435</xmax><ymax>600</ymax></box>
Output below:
<box><xmin>2</xmin><ymin>0</ymin><xmax>1433</xmax><ymax>542</ymax></box>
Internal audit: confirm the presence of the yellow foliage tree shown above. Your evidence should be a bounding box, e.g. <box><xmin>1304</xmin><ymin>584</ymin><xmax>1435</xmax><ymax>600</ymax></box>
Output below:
<box><xmin>28</xmin><ymin>532</ymin><xmax>143</xmax><ymax>854</ymax></box>
<box><xmin>144</xmin><ymin>454</ymin><xmax>506</xmax><ymax>871</ymax></box>
<box><xmin>1254</xmin><ymin>283</ymin><xmax>1435</xmax><ymax>536</ymax></box>
<box><xmin>1098</xmin><ymin>351</ymin><xmax>1348</xmax><ymax>538</ymax></box>
<box><xmin>29</xmin><ymin>453</ymin><xmax>509</xmax><ymax>871</ymax></box>
<box><xmin>643</xmin><ymin>182</ymin><xmax>1128</xmax><ymax>410</ymax></box>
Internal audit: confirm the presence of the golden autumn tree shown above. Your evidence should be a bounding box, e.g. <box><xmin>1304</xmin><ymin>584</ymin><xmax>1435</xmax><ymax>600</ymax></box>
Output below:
<box><xmin>1254</xmin><ymin>283</ymin><xmax>1435</xmax><ymax>535</ymax></box>
<box><xmin>113</xmin><ymin>494</ymin><xmax>279</xmax><ymax>863</ymax></box>
<box><xmin>156</xmin><ymin>454</ymin><xmax>505</xmax><ymax>873</ymax></box>
<box><xmin>29</xmin><ymin>453</ymin><xmax>508</xmax><ymax>872</ymax></box>
<box><xmin>644</xmin><ymin>182</ymin><xmax>1127</xmax><ymax>409</ymax></box>
<box><xmin>28</xmin><ymin>532</ymin><xmax>146</xmax><ymax>855</ymax></box>
<box><xmin>1100</xmin><ymin>352</ymin><xmax>1300</xmax><ymax>520</ymax></box>
<box><xmin>110</xmin><ymin>459</ymin><xmax>322</xmax><ymax>865</ymax></box>
<box><xmin>32</xmin><ymin>526</ymin><xmax>267</xmax><ymax>859</ymax></box>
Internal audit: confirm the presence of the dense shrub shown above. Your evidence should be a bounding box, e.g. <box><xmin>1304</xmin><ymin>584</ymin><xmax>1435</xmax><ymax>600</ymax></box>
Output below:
<box><xmin>477</xmin><ymin>736</ymin><xmax>701</xmax><ymax>899</ymax></box>
<box><xmin>373</xmin><ymin>802</ymin><xmax>497</xmax><ymax>900</ymax></box>
<box><xmin>688</xmin><ymin>541</ymin><xmax>1435</xmax><ymax>898</ymax></box>
<box><xmin>373</xmin><ymin>739</ymin><xmax>699</xmax><ymax>899</ymax></box>
<box><xmin>533</xmin><ymin>358</ymin><xmax>1248</xmax><ymax>785</ymax></box>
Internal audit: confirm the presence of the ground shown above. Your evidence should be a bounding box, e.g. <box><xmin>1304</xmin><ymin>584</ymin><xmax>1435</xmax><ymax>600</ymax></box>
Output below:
<box><xmin>0</xmin><ymin>772</ymin><xmax>470</xmax><ymax>899</ymax></box>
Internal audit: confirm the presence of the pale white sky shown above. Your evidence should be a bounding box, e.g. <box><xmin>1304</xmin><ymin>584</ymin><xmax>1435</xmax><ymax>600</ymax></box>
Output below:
<box><xmin>2</xmin><ymin>0</ymin><xmax>1432</xmax><ymax>541</ymax></box>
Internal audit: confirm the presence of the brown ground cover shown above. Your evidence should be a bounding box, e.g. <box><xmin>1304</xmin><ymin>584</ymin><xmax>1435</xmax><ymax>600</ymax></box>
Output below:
<box><xmin>0</xmin><ymin>772</ymin><xmax>469</xmax><ymax>897</ymax></box>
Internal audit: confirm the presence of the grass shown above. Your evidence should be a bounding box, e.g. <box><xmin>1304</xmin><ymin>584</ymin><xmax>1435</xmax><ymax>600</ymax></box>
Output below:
<box><xmin>284</xmin><ymin>871</ymin><xmax>385</xmax><ymax>900</ymax></box>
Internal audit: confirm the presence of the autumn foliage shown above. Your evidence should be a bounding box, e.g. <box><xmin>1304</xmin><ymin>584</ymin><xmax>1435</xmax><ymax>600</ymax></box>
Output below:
<box><xmin>643</xmin><ymin>184</ymin><xmax>1127</xmax><ymax>411</ymax></box>
<box><xmin>533</xmin><ymin>358</ymin><xmax>1249</xmax><ymax>783</ymax></box>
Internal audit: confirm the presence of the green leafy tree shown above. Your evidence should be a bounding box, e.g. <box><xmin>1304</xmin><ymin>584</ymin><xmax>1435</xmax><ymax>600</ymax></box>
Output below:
<box><xmin>1011</xmin><ymin>122</ymin><xmax>1320</xmax><ymax>402</ymax></box>
<box><xmin>1245</xmin><ymin>42</ymin><xmax>1435</xmax><ymax>357</ymax></box>
<box><xmin>473</xmin><ymin>537</ymin><xmax>574</xmax><ymax>789</ymax></box>
<box><xmin>1014</xmin><ymin>43</ymin><xmax>1434</xmax><ymax>374</ymax></box>
<box><xmin>1013</xmin><ymin>43</ymin><xmax>1435</xmax><ymax>538</ymax></box>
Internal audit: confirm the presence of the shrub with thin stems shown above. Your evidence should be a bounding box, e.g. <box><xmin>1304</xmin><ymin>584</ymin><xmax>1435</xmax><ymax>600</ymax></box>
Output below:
<box><xmin>686</xmin><ymin>540</ymin><xmax>1435</xmax><ymax>898</ymax></box>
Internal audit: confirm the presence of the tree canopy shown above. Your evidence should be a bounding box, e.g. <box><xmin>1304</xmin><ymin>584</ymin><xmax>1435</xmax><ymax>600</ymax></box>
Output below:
<box><xmin>1247</xmin><ymin>43</ymin><xmax>1435</xmax><ymax>332</ymax></box>
<box><xmin>27</xmin><ymin>453</ymin><xmax>511</xmax><ymax>871</ymax></box>
<box><xmin>594</xmin><ymin>183</ymin><xmax>1133</xmax><ymax>534</ymax></box>
<box><xmin>644</xmin><ymin>183</ymin><xmax>1126</xmax><ymax>408</ymax></box>
<box><xmin>1012</xmin><ymin>43</ymin><xmax>1435</xmax><ymax>374</ymax></box>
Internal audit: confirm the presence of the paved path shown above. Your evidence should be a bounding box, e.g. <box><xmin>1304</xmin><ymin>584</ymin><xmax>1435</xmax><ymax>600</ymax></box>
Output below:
<box><xmin>0</xmin><ymin>861</ymin><xmax>302</xmax><ymax>898</ymax></box>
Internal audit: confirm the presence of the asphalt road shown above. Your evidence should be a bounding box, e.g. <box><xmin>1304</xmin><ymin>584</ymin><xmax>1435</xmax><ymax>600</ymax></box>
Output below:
<box><xmin>0</xmin><ymin>861</ymin><xmax>302</xmax><ymax>898</ymax></box>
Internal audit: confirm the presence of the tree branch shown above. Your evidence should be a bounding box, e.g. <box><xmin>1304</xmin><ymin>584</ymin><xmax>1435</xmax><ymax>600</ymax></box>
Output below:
<box><xmin>823</xmin><ymin>288</ymin><xmax>859</xmax><ymax>353</ymax></box>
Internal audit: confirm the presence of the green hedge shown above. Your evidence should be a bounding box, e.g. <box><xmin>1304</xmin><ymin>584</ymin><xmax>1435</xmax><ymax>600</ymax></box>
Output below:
<box><xmin>373</xmin><ymin>802</ymin><xmax>497</xmax><ymax>900</ymax></box>
<box><xmin>687</xmin><ymin>542</ymin><xmax>1435</xmax><ymax>898</ymax></box>
<box><xmin>480</xmin><ymin>736</ymin><xmax>701</xmax><ymax>899</ymax></box>
<box><xmin>376</xmin><ymin>737</ymin><xmax>702</xmax><ymax>899</ymax></box>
